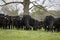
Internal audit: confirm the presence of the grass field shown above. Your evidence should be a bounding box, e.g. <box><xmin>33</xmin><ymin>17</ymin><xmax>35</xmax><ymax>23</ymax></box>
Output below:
<box><xmin>0</xmin><ymin>29</ymin><xmax>60</xmax><ymax>40</ymax></box>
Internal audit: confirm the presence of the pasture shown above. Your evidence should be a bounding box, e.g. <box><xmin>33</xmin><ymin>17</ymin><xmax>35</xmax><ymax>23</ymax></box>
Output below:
<box><xmin>0</xmin><ymin>29</ymin><xmax>60</xmax><ymax>40</ymax></box>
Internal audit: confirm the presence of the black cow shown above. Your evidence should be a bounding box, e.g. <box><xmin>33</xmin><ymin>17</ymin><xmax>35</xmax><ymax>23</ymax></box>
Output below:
<box><xmin>53</xmin><ymin>18</ymin><xmax>60</xmax><ymax>32</ymax></box>
<box><xmin>21</xmin><ymin>15</ymin><xmax>43</xmax><ymax>30</ymax></box>
<box><xmin>11</xmin><ymin>16</ymin><xmax>21</xmax><ymax>29</ymax></box>
<box><xmin>29</xmin><ymin>19</ymin><xmax>43</xmax><ymax>30</ymax></box>
<box><xmin>0</xmin><ymin>14</ymin><xmax>5</xmax><ymax>29</ymax></box>
<box><xmin>44</xmin><ymin>15</ymin><xmax>55</xmax><ymax>32</ymax></box>
<box><xmin>2</xmin><ymin>15</ymin><xmax>12</xmax><ymax>29</ymax></box>
<box><xmin>3</xmin><ymin>15</ymin><xmax>8</xmax><ymax>29</ymax></box>
<box><xmin>5</xmin><ymin>15</ymin><xmax>12</xmax><ymax>29</ymax></box>
<box><xmin>21</xmin><ymin>15</ymin><xmax>31</xmax><ymax>30</ymax></box>
<box><xmin>38</xmin><ymin>21</ymin><xmax>44</xmax><ymax>29</ymax></box>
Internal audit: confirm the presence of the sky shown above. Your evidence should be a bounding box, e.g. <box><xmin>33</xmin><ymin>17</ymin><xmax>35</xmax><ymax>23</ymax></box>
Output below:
<box><xmin>0</xmin><ymin>0</ymin><xmax>60</xmax><ymax>14</ymax></box>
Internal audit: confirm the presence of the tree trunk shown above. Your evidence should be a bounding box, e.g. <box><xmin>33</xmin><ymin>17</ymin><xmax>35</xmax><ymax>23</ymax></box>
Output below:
<box><xmin>23</xmin><ymin>0</ymin><xmax>31</xmax><ymax>30</ymax></box>
<box><xmin>23</xmin><ymin>0</ymin><xmax>30</xmax><ymax>15</ymax></box>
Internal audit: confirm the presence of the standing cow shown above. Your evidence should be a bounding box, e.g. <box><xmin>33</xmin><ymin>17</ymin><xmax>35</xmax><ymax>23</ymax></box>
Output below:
<box><xmin>0</xmin><ymin>14</ymin><xmax>5</xmax><ymax>29</ymax></box>
<box><xmin>21</xmin><ymin>15</ymin><xmax>43</xmax><ymax>30</ymax></box>
<box><xmin>53</xmin><ymin>18</ymin><xmax>60</xmax><ymax>32</ymax></box>
<box><xmin>44</xmin><ymin>15</ymin><xmax>55</xmax><ymax>32</ymax></box>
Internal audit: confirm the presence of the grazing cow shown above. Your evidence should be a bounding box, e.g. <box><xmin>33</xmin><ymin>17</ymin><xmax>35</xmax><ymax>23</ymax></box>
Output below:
<box><xmin>2</xmin><ymin>15</ymin><xmax>12</xmax><ymax>29</ymax></box>
<box><xmin>21</xmin><ymin>15</ymin><xmax>31</xmax><ymax>30</ymax></box>
<box><xmin>0</xmin><ymin>14</ymin><xmax>5</xmax><ymax>29</ymax></box>
<box><xmin>5</xmin><ymin>15</ymin><xmax>12</xmax><ymax>29</ymax></box>
<box><xmin>44</xmin><ymin>15</ymin><xmax>55</xmax><ymax>32</ymax></box>
<box><xmin>21</xmin><ymin>15</ymin><xmax>43</xmax><ymax>30</ymax></box>
<box><xmin>3</xmin><ymin>16</ymin><xmax>8</xmax><ymax>29</ymax></box>
<box><xmin>53</xmin><ymin>18</ymin><xmax>60</xmax><ymax>32</ymax></box>
<box><xmin>8</xmin><ymin>16</ymin><xmax>12</xmax><ymax>29</ymax></box>
<box><xmin>29</xmin><ymin>19</ymin><xmax>43</xmax><ymax>30</ymax></box>
<box><xmin>38</xmin><ymin>21</ymin><xmax>44</xmax><ymax>29</ymax></box>
<box><xmin>14</xmin><ymin>16</ymin><xmax>21</xmax><ymax>29</ymax></box>
<box><xmin>11</xmin><ymin>16</ymin><xmax>21</xmax><ymax>29</ymax></box>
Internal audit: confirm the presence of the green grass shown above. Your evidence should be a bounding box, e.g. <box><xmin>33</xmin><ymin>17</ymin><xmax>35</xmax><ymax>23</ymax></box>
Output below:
<box><xmin>0</xmin><ymin>29</ymin><xmax>60</xmax><ymax>40</ymax></box>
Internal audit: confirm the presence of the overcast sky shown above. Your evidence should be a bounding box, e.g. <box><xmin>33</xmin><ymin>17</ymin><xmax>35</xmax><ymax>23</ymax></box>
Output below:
<box><xmin>0</xmin><ymin>0</ymin><xmax>60</xmax><ymax>14</ymax></box>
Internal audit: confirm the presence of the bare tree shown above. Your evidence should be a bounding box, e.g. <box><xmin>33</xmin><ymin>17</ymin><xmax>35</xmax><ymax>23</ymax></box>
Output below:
<box><xmin>0</xmin><ymin>0</ymin><xmax>59</xmax><ymax>15</ymax></box>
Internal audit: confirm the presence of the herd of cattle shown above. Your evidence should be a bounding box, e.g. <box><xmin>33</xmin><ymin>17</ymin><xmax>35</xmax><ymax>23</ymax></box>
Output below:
<box><xmin>0</xmin><ymin>14</ymin><xmax>60</xmax><ymax>32</ymax></box>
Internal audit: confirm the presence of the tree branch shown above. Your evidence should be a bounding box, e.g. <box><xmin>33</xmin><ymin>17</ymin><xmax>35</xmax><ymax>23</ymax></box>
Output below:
<box><xmin>48</xmin><ymin>0</ymin><xmax>53</xmax><ymax>4</ymax></box>
<box><xmin>0</xmin><ymin>2</ymin><xmax>23</xmax><ymax>6</ymax></box>
<box><xmin>42</xmin><ymin>0</ymin><xmax>46</xmax><ymax>5</ymax></box>
<box><xmin>29</xmin><ymin>6</ymin><xmax>34</xmax><ymax>10</ymax></box>
<box><xmin>2</xmin><ymin>0</ymin><xmax>6</xmax><ymax>3</ymax></box>
<box><xmin>31</xmin><ymin>2</ymin><xmax>47</xmax><ymax>12</ymax></box>
<box><xmin>31</xmin><ymin>1</ymin><xmax>40</xmax><ymax>5</ymax></box>
<box><xmin>45</xmin><ymin>3</ymin><xmax>60</xmax><ymax>8</ymax></box>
